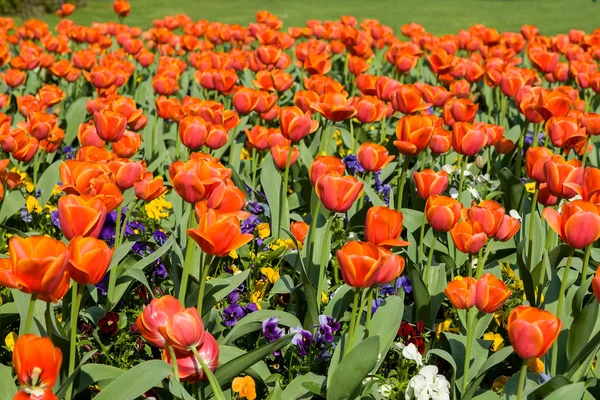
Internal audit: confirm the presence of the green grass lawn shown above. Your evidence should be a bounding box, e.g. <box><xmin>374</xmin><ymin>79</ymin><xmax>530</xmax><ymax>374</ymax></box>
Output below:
<box><xmin>36</xmin><ymin>0</ymin><xmax>600</xmax><ymax>35</ymax></box>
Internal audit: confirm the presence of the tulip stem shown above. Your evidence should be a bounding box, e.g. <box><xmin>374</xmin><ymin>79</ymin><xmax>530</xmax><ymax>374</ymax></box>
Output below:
<box><xmin>105</xmin><ymin>203</ymin><xmax>125</xmax><ymax>312</ymax></box>
<box><xmin>316</xmin><ymin>215</ymin><xmax>334</xmax><ymax>310</ymax></box>
<box><xmin>583</xmin><ymin>244</ymin><xmax>593</xmax><ymax>282</ymax></box>
<box><xmin>277</xmin><ymin>145</ymin><xmax>294</xmax><ymax>239</ymax></box>
<box><xmin>515</xmin><ymin>123</ymin><xmax>529</xmax><ymax>176</ymax></box>
<box><xmin>527</xmin><ymin>183</ymin><xmax>540</xmax><ymax>271</ymax></box>
<box><xmin>318</xmin><ymin>120</ymin><xmax>329</xmax><ymax>154</ymax></box>
<box><xmin>33</xmin><ymin>151</ymin><xmax>40</xmax><ymax>187</ymax></box>
<box><xmin>457</xmin><ymin>156</ymin><xmax>467</xmax><ymax>204</ymax></box>
<box><xmin>364</xmin><ymin>288</ymin><xmax>374</xmax><ymax>337</ymax></box>
<box><xmin>197</xmin><ymin>254</ymin><xmax>214</xmax><ymax>316</ymax></box>
<box><xmin>179</xmin><ymin>206</ymin><xmax>197</xmax><ymax>304</ymax></box>
<box><xmin>462</xmin><ymin>308</ymin><xmax>477</xmax><ymax>392</ymax></box>
<box><xmin>66</xmin><ymin>282</ymin><xmax>84</xmax><ymax>400</ymax></box>
<box><xmin>581</xmin><ymin>135</ymin><xmax>591</xmax><ymax>168</ymax></box>
<box><xmin>345</xmin><ymin>287</ymin><xmax>362</xmax><ymax>358</ymax></box>
<box><xmin>251</xmin><ymin>148</ymin><xmax>257</xmax><ymax>201</ymax></box>
<box><xmin>516</xmin><ymin>358</ymin><xmax>528</xmax><ymax>400</ymax></box>
<box><xmin>167</xmin><ymin>344</ymin><xmax>181</xmax><ymax>384</ymax></box>
<box><xmin>379</xmin><ymin>117</ymin><xmax>387</xmax><ymax>144</ymax></box>
<box><xmin>551</xmin><ymin>248</ymin><xmax>575</xmax><ymax>375</ymax></box>
<box><xmin>418</xmin><ymin>212</ymin><xmax>427</xmax><ymax>267</ymax></box>
<box><xmin>45</xmin><ymin>302</ymin><xmax>53</xmax><ymax>341</ymax></box>
<box><xmin>396</xmin><ymin>156</ymin><xmax>410</xmax><ymax>211</ymax></box>
<box><xmin>424</xmin><ymin>231</ymin><xmax>439</xmax><ymax>287</ymax></box>
<box><xmin>23</xmin><ymin>294</ymin><xmax>36</xmax><ymax>334</ymax></box>
<box><xmin>191</xmin><ymin>347</ymin><xmax>225</xmax><ymax>400</ymax></box>
<box><xmin>475</xmin><ymin>240</ymin><xmax>495</xmax><ymax>279</ymax></box>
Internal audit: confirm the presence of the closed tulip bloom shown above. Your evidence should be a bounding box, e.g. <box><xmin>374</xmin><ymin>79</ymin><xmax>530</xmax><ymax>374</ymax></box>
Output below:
<box><xmin>94</xmin><ymin>110</ymin><xmax>127</xmax><ymax>142</ymax></box>
<box><xmin>113</xmin><ymin>0</ymin><xmax>131</xmax><ymax>17</ymax></box>
<box><xmin>591</xmin><ymin>266</ymin><xmax>600</xmax><ymax>303</ymax></box>
<box><xmin>309</xmin><ymin>155</ymin><xmax>345</xmax><ymax>186</ymax></box>
<box><xmin>526</xmin><ymin>146</ymin><xmax>553</xmax><ymax>183</ymax></box>
<box><xmin>315</xmin><ymin>172</ymin><xmax>364</xmax><ymax>213</ymax></box>
<box><xmin>451</xmin><ymin>220</ymin><xmax>488</xmax><ymax>254</ymax></box>
<box><xmin>428</xmin><ymin>127</ymin><xmax>452</xmax><ymax>155</ymax></box>
<box><xmin>413</xmin><ymin>169</ymin><xmax>449</xmax><ymax>199</ymax></box>
<box><xmin>202</xmin><ymin>179</ymin><xmax>249</xmax><ymax>220</ymax></box>
<box><xmin>279</xmin><ymin>106</ymin><xmax>319</xmax><ymax>142</ymax></box>
<box><xmin>187</xmin><ymin>209</ymin><xmax>253</xmax><ymax>257</ymax></box>
<box><xmin>546</xmin><ymin>116</ymin><xmax>585</xmax><ymax>149</ymax></box>
<box><xmin>543</xmin><ymin>155</ymin><xmax>583</xmax><ymax>199</ymax></box>
<box><xmin>425</xmin><ymin>195</ymin><xmax>462</xmax><ymax>232</ymax></box>
<box><xmin>135</xmin><ymin>174</ymin><xmax>167</xmax><ymax>202</ymax></box>
<box><xmin>355</xmin><ymin>96</ymin><xmax>387</xmax><ymax>123</ymax></box>
<box><xmin>136</xmin><ymin>295</ymin><xmax>184</xmax><ymax>348</ymax></box>
<box><xmin>290</xmin><ymin>221</ymin><xmax>309</xmax><ymax>245</ymax></box>
<box><xmin>2</xmin><ymin>69</ymin><xmax>26</xmax><ymax>88</ymax></box>
<box><xmin>582</xmin><ymin>167</ymin><xmax>600</xmax><ymax>203</ymax></box>
<box><xmin>0</xmin><ymin>236</ymin><xmax>69</xmax><ymax>301</ymax></box>
<box><xmin>13</xmin><ymin>334</ymin><xmax>62</xmax><ymax>399</ymax></box>
<box><xmin>475</xmin><ymin>274</ymin><xmax>512</xmax><ymax>313</ymax></box>
<box><xmin>394</xmin><ymin>115</ymin><xmax>436</xmax><ymax>156</ymax></box>
<box><xmin>245</xmin><ymin>126</ymin><xmax>270</xmax><ymax>150</ymax></box>
<box><xmin>29</xmin><ymin>112</ymin><xmax>57</xmax><ymax>140</ymax></box>
<box><xmin>336</xmin><ymin>241</ymin><xmax>404</xmax><ymax>287</ymax></box>
<box><xmin>416</xmin><ymin>83</ymin><xmax>452</xmax><ymax>108</ymax></box>
<box><xmin>271</xmin><ymin>145</ymin><xmax>299</xmax><ymax>170</ymax></box>
<box><xmin>179</xmin><ymin>116</ymin><xmax>208</xmax><ymax>150</ymax></box>
<box><xmin>507</xmin><ymin>305</ymin><xmax>561</xmax><ymax>359</ymax></box>
<box><xmin>452</xmin><ymin>122</ymin><xmax>487</xmax><ymax>156</ymax></box>
<box><xmin>444</xmin><ymin>277</ymin><xmax>477</xmax><ymax>309</ymax></box>
<box><xmin>233</xmin><ymin>87</ymin><xmax>259</xmax><ymax>114</ymax></box>
<box><xmin>58</xmin><ymin>194</ymin><xmax>107</xmax><ymax>240</ymax></box>
<box><xmin>463</xmin><ymin>200</ymin><xmax>505</xmax><ymax>237</ymax></box>
<box><xmin>357</xmin><ymin>142</ymin><xmax>394</xmax><ymax>172</ymax></box>
<box><xmin>543</xmin><ymin>200</ymin><xmax>600</xmax><ymax>249</ymax></box>
<box><xmin>67</xmin><ymin>236</ymin><xmax>113</xmax><ymax>285</ymax></box>
<box><xmin>169</xmin><ymin>158</ymin><xmax>230</xmax><ymax>203</ymax></box>
<box><xmin>390</xmin><ymin>84</ymin><xmax>430</xmax><ymax>114</ymax></box>
<box><xmin>108</xmin><ymin>159</ymin><xmax>146</xmax><ymax>190</ymax></box>
<box><xmin>159</xmin><ymin>307</ymin><xmax>205</xmax><ymax>352</ymax></box>
<box><xmin>446</xmin><ymin>98</ymin><xmax>478</xmax><ymax>124</ymax></box>
<box><xmin>112</xmin><ymin>130</ymin><xmax>142</xmax><ymax>158</ymax></box>
<box><xmin>581</xmin><ymin>113</ymin><xmax>600</xmax><ymax>136</ymax></box>
<box><xmin>494</xmin><ymin>214</ymin><xmax>521</xmax><ymax>242</ymax></box>
<box><xmin>364</xmin><ymin>206</ymin><xmax>410</xmax><ymax>248</ymax></box>
<box><xmin>163</xmin><ymin>332</ymin><xmax>219</xmax><ymax>382</ymax></box>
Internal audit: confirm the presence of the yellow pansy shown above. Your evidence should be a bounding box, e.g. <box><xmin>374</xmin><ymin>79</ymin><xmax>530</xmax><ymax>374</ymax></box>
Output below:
<box><xmin>527</xmin><ymin>358</ymin><xmax>544</xmax><ymax>373</ymax></box>
<box><xmin>270</xmin><ymin>239</ymin><xmax>288</xmax><ymax>251</ymax></box>
<box><xmin>4</xmin><ymin>332</ymin><xmax>17</xmax><ymax>351</ymax></box>
<box><xmin>144</xmin><ymin>195</ymin><xmax>172</xmax><ymax>220</ymax></box>
<box><xmin>483</xmin><ymin>332</ymin><xmax>504</xmax><ymax>352</ymax></box>
<box><xmin>11</xmin><ymin>169</ymin><xmax>34</xmax><ymax>192</ymax></box>
<box><xmin>26</xmin><ymin>196</ymin><xmax>42</xmax><ymax>213</ymax></box>
<box><xmin>240</xmin><ymin>148</ymin><xmax>252</xmax><ymax>161</ymax></box>
<box><xmin>436</xmin><ymin>318</ymin><xmax>459</xmax><ymax>340</ymax></box>
<box><xmin>256</xmin><ymin>223</ymin><xmax>270</xmax><ymax>239</ymax></box>
<box><xmin>229</xmin><ymin>249</ymin><xmax>238</xmax><ymax>259</ymax></box>
<box><xmin>525</xmin><ymin>182</ymin><xmax>537</xmax><ymax>194</ymax></box>
<box><xmin>232</xmin><ymin>376</ymin><xmax>256</xmax><ymax>400</ymax></box>
<box><xmin>51</xmin><ymin>185</ymin><xmax>62</xmax><ymax>197</ymax></box>
<box><xmin>321</xmin><ymin>291</ymin><xmax>328</xmax><ymax>304</ymax></box>
<box><xmin>260</xmin><ymin>267</ymin><xmax>280</xmax><ymax>284</ymax></box>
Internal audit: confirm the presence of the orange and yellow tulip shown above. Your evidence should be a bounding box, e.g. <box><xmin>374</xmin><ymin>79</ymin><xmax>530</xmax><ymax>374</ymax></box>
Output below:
<box><xmin>67</xmin><ymin>236</ymin><xmax>113</xmax><ymax>285</ymax></box>
<box><xmin>187</xmin><ymin>209</ymin><xmax>253</xmax><ymax>257</ymax></box>
<box><xmin>315</xmin><ymin>172</ymin><xmax>364</xmax><ymax>213</ymax></box>
<box><xmin>475</xmin><ymin>274</ymin><xmax>512</xmax><ymax>313</ymax></box>
<box><xmin>507</xmin><ymin>305</ymin><xmax>561</xmax><ymax>359</ymax></box>
<box><xmin>444</xmin><ymin>277</ymin><xmax>477</xmax><ymax>309</ymax></box>
<box><xmin>58</xmin><ymin>194</ymin><xmax>107</xmax><ymax>240</ymax></box>
<box><xmin>543</xmin><ymin>200</ymin><xmax>600</xmax><ymax>249</ymax></box>
<box><xmin>425</xmin><ymin>195</ymin><xmax>462</xmax><ymax>232</ymax></box>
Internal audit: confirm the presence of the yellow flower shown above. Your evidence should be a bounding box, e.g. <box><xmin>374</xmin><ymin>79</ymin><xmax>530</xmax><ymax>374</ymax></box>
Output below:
<box><xmin>11</xmin><ymin>169</ymin><xmax>34</xmax><ymax>192</ymax></box>
<box><xmin>483</xmin><ymin>332</ymin><xmax>504</xmax><ymax>352</ymax></box>
<box><xmin>232</xmin><ymin>376</ymin><xmax>256</xmax><ymax>400</ymax></box>
<box><xmin>260</xmin><ymin>267</ymin><xmax>280</xmax><ymax>284</ymax></box>
<box><xmin>57</xmin><ymin>313</ymin><xmax>62</xmax><ymax>322</ymax></box>
<box><xmin>51</xmin><ymin>185</ymin><xmax>62</xmax><ymax>197</ymax></box>
<box><xmin>229</xmin><ymin>249</ymin><xmax>238</xmax><ymax>259</ymax></box>
<box><xmin>270</xmin><ymin>239</ymin><xmax>288</xmax><ymax>251</ymax></box>
<box><xmin>26</xmin><ymin>196</ymin><xmax>42</xmax><ymax>213</ymax></box>
<box><xmin>144</xmin><ymin>195</ymin><xmax>172</xmax><ymax>220</ymax></box>
<box><xmin>256</xmin><ymin>223</ymin><xmax>270</xmax><ymax>239</ymax></box>
<box><xmin>240</xmin><ymin>147</ymin><xmax>252</xmax><ymax>161</ymax></box>
<box><xmin>492</xmin><ymin>376</ymin><xmax>510</xmax><ymax>392</ymax></box>
<box><xmin>527</xmin><ymin>358</ymin><xmax>544</xmax><ymax>373</ymax></box>
<box><xmin>369</xmin><ymin>125</ymin><xmax>376</xmax><ymax>131</ymax></box>
<box><xmin>525</xmin><ymin>182</ymin><xmax>536</xmax><ymax>194</ymax></box>
<box><xmin>4</xmin><ymin>332</ymin><xmax>17</xmax><ymax>351</ymax></box>
<box><xmin>321</xmin><ymin>291</ymin><xmax>328</xmax><ymax>304</ymax></box>
<box><xmin>436</xmin><ymin>318</ymin><xmax>459</xmax><ymax>340</ymax></box>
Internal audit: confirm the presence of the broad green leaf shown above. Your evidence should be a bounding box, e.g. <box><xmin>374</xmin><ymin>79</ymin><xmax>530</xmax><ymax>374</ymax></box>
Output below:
<box><xmin>326</xmin><ymin>335</ymin><xmax>380</xmax><ymax>400</ymax></box>
<box><xmin>218</xmin><ymin>345</ymin><xmax>271</xmax><ymax>382</ymax></box>
<box><xmin>567</xmin><ymin>300</ymin><xmax>600</xmax><ymax>364</ymax></box>
<box><xmin>407</xmin><ymin>262</ymin><xmax>431</xmax><ymax>322</ymax></box>
<box><xmin>498</xmin><ymin>167</ymin><xmax>526</xmax><ymax>212</ymax></box>
<box><xmin>282</xmin><ymin>373</ymin><xmax>326</xmax><ymax>400</ymax></box>
<box><xmin>260</xmin><ymin>153</ymin><xmax>287</xmax><ymax>237</ymax></box>
<box><xmin>525</xmin><ymin>375</ymin><xmax>572</xmax><ymax>399</ymax></box>
<box><xmin>324</xmin><ymin>285</ymin><xmax>354</xmax><ymax>322</ymax></box>
<box><xmin>269</xmin><ymin>274</ymin><xmax>297</xmax><ymax>295</ymax></box>
<box><xmin>93</xmin><ymin>360</ymin><xmax>172</xmax><ymax>400</ymax></box>
<box><xmin>221</xmin><ymin>311</ymin><xmax>301</xmax><ymax>344</ymax></box>
<box><xmin>0</xmin><ymin>365</ymin><xmax>16</xmax><ymax>399</ymax></box>
<box><xmin>370</xmin><ymin>294</ymin><xmax>403</xmax><ymax>370</ymax></box>
<box><xmin>36</xmin><ymin>160</ymin><xmax>60</xmax><ymax>207</ymax></box>
<box><xmin>64</xmin><ymin>97</ymin><xmax>88</xmax><ymax>144</ymax></box>
<box><xmin>544</xmin><ymin>383</ymin><xmax>585</xmax><ymax>400</ymax></box>
<box><xmin>0</xmin><ymin>191</ymin><xmax>25</xmax><ymax>224</ymax></box>
<box><xmin>195</xmin><ymin>269</ymin><xmax>250</xmax><ymax>313</ymax></box>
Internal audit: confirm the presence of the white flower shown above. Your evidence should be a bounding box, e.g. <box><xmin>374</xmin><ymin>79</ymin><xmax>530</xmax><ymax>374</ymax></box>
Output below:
<box><xmin>405</xmin><ymin>365</ymin><xmax>450</xmax><ymax>400</ymax></box>
<box><xmin>393</xmin><ymin>342</ymin><xmax>406</xmax><ymax>352</ymax></box>
<box><xmin>467</xmin><ymin>186</ymin><xmax>481</xmax><ymax>201</ymax></box>
<box><xmin>402</xmin><ymin>343</ymin><xmax>423</xmax><ymax>367</ymax></box>
<box><xmin>449</xmin><ymin>187</ymin><xmax>459</xmax><ymax>199</ymax></box>
<box><xmin>441</xmin><ymin>164</ymin><xmax>454</xmax><ymax>174</ymax></box>
<box><xmin>379</xmin><ymin>384</ymin><xmax>393</xmax><ymax>397</ymax></box>
<box><xmin>509</xmin><ymin>209</ymin><xmax>522</xmax><ymax>221</ymax></box>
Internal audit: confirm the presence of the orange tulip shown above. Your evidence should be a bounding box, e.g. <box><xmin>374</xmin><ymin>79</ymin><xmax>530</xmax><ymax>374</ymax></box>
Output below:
<box><xmin>315</xmin><ymin>172</ymin><xmax>364</xmax><ymax>213</ymax></box>
<box><xmin>543</xmin><ymin>155</ymin><xmax>583</xmax><ymax>199</ymax></box>
<box><xmin>113</xmin><ymin>0</ymin><xmax>131</xmax><ymax>17</ymax></box>
<box><xmin>445</xmin><ymin>98</ymin><xmax>478</xmax><ymax>124</ymax></box>
<box><xmin>444</xmin><ymin>277</ymin><xmax>477</xmax><ymax>309</ymax></box>
<box><xmin>357</xmin><ymin>142</ymin><xmax>394</xmax><ymax>172</ymax></box>
<box><xmin>137</xmin><ymin>295</ymin><xmax>184</xmax><ymax>348</ymax></box>
<box><xmin>310</xmin><ymin>93</ymin><xmax>357</xmax><ymax>122</ymax></box>
<box><xmin>525</xmin><ymin>146</ymin><xmax>553</xmax><ymax>183</ymax></box>
<box><xmin>179</xmin><ymin>116</ymin><xmax>208</xmax><ymax>150</ymax></box>
<box><xmin>364</xmin><ymin>206</ymin><xmax>410</xmax><ymax>248</ymax></box>
<box><xmin>475</xmin><ymin>273</ymin><xmax>511</xmax><ymax>313</ymax></box>
<box><xmin>163</xmin><ymin>332</ymin><xmax>219</xmax><ymax>382</ymax></box>
<box><xmin>279</xmin><ymin>106</ymin><xmax>319</xmax><ymax>142</ymax></box>
<box><xmin>309</xmin><ymin>155</ymin><xmax>345</xmax><ymax>186</ymax></box>
<box><xmin>413</xmin><ymin>169</ymin><xmax>449</xmax><ymax>199</ymax></box>
<box><xmin>336</xmin><ymin>241</ymin><xmax>404</xmax><ymax>287</ymax></box>
<box><xmin>2</xmin><ymin>69</ymin><xmax>26</xmax><ymax>88</ymax></box>
<box><xmin>169</xmin><ymin>158</ymin><xmax>230</xmax><ymax>203</ymax></box>
<box><xmin>451</xmin><ymin>220</ymin><xmax>488</xmax><ymax>254</ymax></box>
<box><xmin>135</xmin><ymin>173</ymin><xmax>167</xmax><ymax>202</ymax></box>
<box><xmin>494</xmin><ymin>214</ymin><xmax>521</xmax><ymax>242</ymax></box>
<box><xmin>543</xmin><ymin>200</ymin><xmax>600</xmax><ymax>249</ymax></box>
<box><xmin>56</xmin><ymin>3</ymin><xmax>76</xmax><ymax>17</ymax></box>
<box><xmin>507</xmin><ymin>305</ymin><xmax>561</xmax><ymax>359</ymax></box>
<box><xmin>58</xmin><ymin>194</ymin><xmax>107</xmax><ymax>240</ymax></box>
<box><xmin>67</xmin><ymin>236</ymin><xmax>113</xmax><ymax>285</ymax></box>
<box><xmin>546</xmin><ymin>116</ymin><xmax>586</xmax><ymax>149</ymax></box>
<box><xmin>582</xmin><ymin>113</ymin><xmax>600</xmax><ymax>136</ymax></box>
<box><xmin>244</xmin><ymin>126</ymin><xmax>269</xmax><ymax>151</ymax></box>
<box><xmin>233</xmin><ymin>88</ymin><xmax>259</xmax><ymax>114</ymax></box>
<box><xmin>428</xmin><ymin>126</ymin><xmax>452</xmax><ymax>155</ymax></box>
<box><xmin>94</xmin><ymin>110</ymin><xmax>127</xmax><ymax>142</ymax></box>
<box><xmin>201</xmin><ymin>179</ymin><xmax>249</xmax><ymax>220</ymax></box>
<box><xmin>355</xmin><ymin>96</ymin><xmax>387</xmax><ymax>124</ymax></box>
<box><xmin>112</xmin><ymin>130</ymin><xmax>142</xmax><ymax>158</ymax></box>
<box><xmin>462</xmin><ymin>200</ymin><xmax>505</xmax><ymax>237</ymax></box>
<box><xmin>271</xmin><ymin>145</ymin><xmax>299</xmax><ymax>170</ymax></box>
<box><xmin>394</xmin><ymin>115</ymin><xmax>436</xmax><ymax>156</ymax></box>
<box><xmin>290</xmin><ymin>221</ymin><xmax>309</xmax><ymax>245</ymax></box>
<box><xmin>159</xmin><ymin>307</ymin><xmax>205</xmax><ymax>352</ymax></box>
<box><xmin>425</xmin><ymin>195</ymin><xmax>462</xmax><ymax>232</ymax></box>
<box><xmin>187</xmin><ymin>209</ymin><xmax>253</xmax><ymax>257</ymax></box>
<box><xmin>592</xmin><ymin>266</ymin><xmax>600</xmax><ymax>303</ymax></box>
<box><xmin>452</xmin><ymin>122</ymin><xmax>487</xmax><ymax>156</ymax></box>
<box><xmin>582</xmin><ymin>167</ymin><xmax>600</xmax><ymax>203</ymax></box>
<box><xmin>390</xmin><ymin>84</ymin><xmax>430</xmax><ymax>114</ymax></box>
<box><xmin>0</xmin><ymin>236</ymin><xmax>69</xmax><ymax>301</ymax></box>
<box><xmin>13</xmin><ymin>334</ymin><xmax>62</xmax><ymax>399</ymax></box>
<box><xmin>416</xmin><ymin>83</ymin><xmax>452</xmax><ymax>108</ymax></box>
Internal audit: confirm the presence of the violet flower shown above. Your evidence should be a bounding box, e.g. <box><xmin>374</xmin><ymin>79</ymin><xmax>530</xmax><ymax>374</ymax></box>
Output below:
<box><xmin>262</xmin><ymin>317</ymin><xmax>285</xmax><ymax>341</ymax></box>
<box><xmin>290</xmin><ymin>326</ymin><xmax>312</xmax><ymax>356</ymax></box>
<box><xmin>223</xmin><ymin>303</ymin><xmax>244</xmax><ymax>327</ymax></box>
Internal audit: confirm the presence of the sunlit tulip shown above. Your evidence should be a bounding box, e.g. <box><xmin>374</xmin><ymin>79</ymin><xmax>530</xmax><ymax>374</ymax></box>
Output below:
<box><xmin>592</xmin><ymin>266</ymin><xmax>600</xmax><ymax>303</ymax></box>
<box><xmin>444</xmin><ymin>277</ymin><xmax>477</xmax><ymax>309</ymax></box>
<box><xmin>159</xmin><ymin>307</ymin><xmax>205</xmax><ymax>352</ymax></box>
<box><xmin>543</xmin><ymin>155</ymin><xmax>583</xmax><ymax>199</ymax></box>
<box><xmin>187</xmin><ymin>209</ymin><xmax>253</xmax><ymax>257</ymax></box>
<box><xmin>13</xmin><ymin>334</ymin><xmax>62</xmax><ymax>399</ymax></box>
<box><xmin>279</xmin><ymin>106</ymin><xmax>319</xmax><ymax>142</ymax></box>
<box><xmin>271</xmin><ymin>145</ymin><xmax>299</xmax><ymax>170</ymax></box>
<box><xmin>413</xmin><ymin>169</ymin><xmax>449</xmax><ymax>199</ymax></box>
<box><xmin>57</xmin><ymin>194</ymin><xmax>107</xmax><ymax>240</ymax></box>
<box><xmin>137</xmin><ymin>295</ymin><xmax>184</xmax><ymax>348</ymax></box>
<box><xmin>113</xmin><ymin>0</ymin><xmax>131</xmax><ymax>17</ymax></box>
<box><xmin>507</xmin><ymin>305</ymin><xmax>561</xmax><ymax>359</ymax></box>
<box><xmin>446</xmin><ymin>98</ymin><xmax>478</xmax><ymax>124</ymax></box>
<box><xmin>462</xmin><ymin>200</ymin><xmax>505</xmax><ymax>237</ymax></box>
<box><xmin>355</xmin><ymin>96</ymin><xmax>387</xmax><ymax>123</ymax></box>
<box><xmin>546</xmin><ymin>116</ymin><xmax>586</xmax><ymax>149</ymax></box>
<box><xmin>309</xmin><ymin>155</ymin><xmax>345</xmax><ymax>186</ymax></box>
<box><xmin>357</xmin><ymin>143</ymin><xmax>394</xmax><ymax>172</ymax></box>
<box><xmin>163</xmin><ymin>332</ymin><xmax>219</xmax><ymax>382</ymax></box>
<box><xmin>112</xmin><ymin>130</ymin><xmax>142</xmax><ymax>158</ymax></box>
<box><xmin>67</xmin><ymin>236</ymin><xmax>113</xmax><ymax>285</ymax></box>
<box><xmin>452</xmin><ymin>122</ymin><xmax>487</xmax><ymax>156</ymax></box>
<box><xmin>336</xmin><ymin>241</ymin><xmax>404</xmax><ymax>287</ymax></box>
<box><xmin>169</xmin><ymin>158</ymin><xmax>230</xmax><ymax>203</ymax></box>
<box><xmin>290</xmin><ymin>221</ymin><xmax>309</xmax><ymax>246</ymax></box>
<box><xmin>581</xmin><ymin>113</ymin><xmax>600</xmax><ymax>136</ymax></box>
<box><xmin>475</xmin><ymin>274</ymin><xmax>511</xmax><ymax>313</ymax></box>
<box><xmin>425</xmin><ymin>195</ymin><xmax>462</xmax><ymax>232</ymax></box>
<box><xmin>543</xmin><ymin>200</ymin><xmax>600</xmax><ymax>249</ymax></box>
<box><xmin>494</xmin><ymin>215</ymin><xmax>521</xmax><ymax>242</ymax></box>
<box><xmin>315</xmin><ymin>172</ymin><xmax>364</xmax><ymax>213</ymax></box>
<box><xmin>394</xmin><ymin>115</ymin><xmax>436</xmax><ymax>156</ymax></box>
<box><xmin>451</xmin><ymin>220</ymin><xmax>488</xmax><ymax>254</ymax></box>
<box><xmin>364</xmin><ymin>206</ymin><xmax>410</xmax><ymax>248</ymax></box>
<box><xmin>94</xmin><ymin>110</ymin><xmax>127</xmax><ymax>142</ymax></box>
<box><xmin>390</xmin><ymin>84</ymin><xmax>430</xmax><ymax>114</ymax></box>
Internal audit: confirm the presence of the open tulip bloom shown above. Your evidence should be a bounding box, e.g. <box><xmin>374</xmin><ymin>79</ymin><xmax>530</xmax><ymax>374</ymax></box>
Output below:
<box><xmin>1</xmin><ymin>8</ymin><xmax>600</xmax><ymax>400</ymax></box>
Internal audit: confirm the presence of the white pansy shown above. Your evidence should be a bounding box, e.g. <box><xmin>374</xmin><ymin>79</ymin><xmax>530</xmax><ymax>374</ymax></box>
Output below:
<box><xmin>393</xmin><ymin>341</ymin><xmax>406</xmax><ymax>352</ymax></box>
<box><xmin>378</xmin><ymin>384</ymin><xmax>393</xmax><ymax>397</ymax></box>
<box><xmin>449</xmin><ymin>187</ymin><xmax>459</xmax><ymax>199</ymax></box>
<box><xmin>509</xmin><ymin>209</ymin><xmax>522</xmax><ymax>221</ymax></box>
<box><xmin>441</xmin><ymin>164</ymin><xmax>454</xmax><ymax>175</ymax></box>
<box><xmin>402</xmin><ymin>343</ymin><xmax>423</xmax><ymax>367</ymax></box>
<box><xmin>405</xmin><ymin>365</ymin><xmax>450</xmax><ymax>400</ymax></box>
<box><xmin>467</xmin><ymin>186</ymin><xmax>481</xmax><ymax>201</ymax></box>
